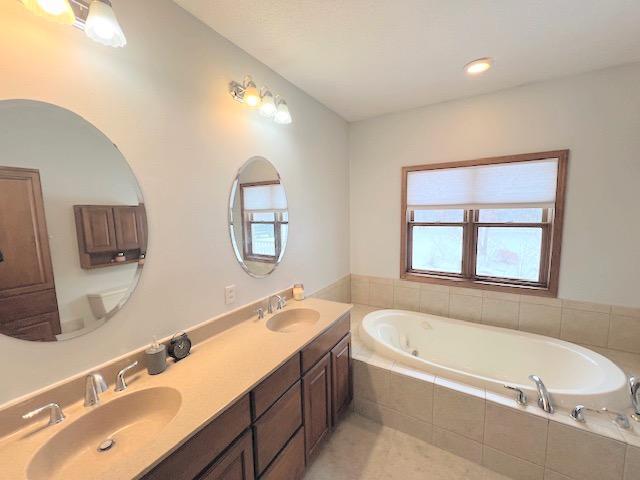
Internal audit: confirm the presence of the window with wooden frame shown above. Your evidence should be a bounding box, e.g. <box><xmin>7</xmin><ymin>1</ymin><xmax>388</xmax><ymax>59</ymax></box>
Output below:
<box><xmin>241</xmin><ymin>181</ymin><xmax>288</xmax><ymax>263</ymax></box>
<box><xmin>401</xmin><ymin>151</ymin><xmax>568</xmax><ymax>297</ymax></box>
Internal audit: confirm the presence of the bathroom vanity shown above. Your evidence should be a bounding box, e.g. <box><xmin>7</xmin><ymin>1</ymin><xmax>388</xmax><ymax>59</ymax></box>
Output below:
<box><xmin>143</xmin><ymin>312</ymin><xmax>351</xmax><ymax>480</ymax></box>
<box><xmin>0</xmin><ymin>298</ymin><xmax>352</xmax><ymax>480</ymax></box>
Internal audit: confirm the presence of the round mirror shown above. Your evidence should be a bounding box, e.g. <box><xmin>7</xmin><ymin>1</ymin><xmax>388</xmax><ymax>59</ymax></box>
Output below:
<box><xmin>229</xmin><ymin>157</ymin><xmax>288</xmax><ymax>277</ymax></box>
<box><xmin>0</xmin><ymin>100</ymin><xmax>147</xmax><ymax>342</ymax></box>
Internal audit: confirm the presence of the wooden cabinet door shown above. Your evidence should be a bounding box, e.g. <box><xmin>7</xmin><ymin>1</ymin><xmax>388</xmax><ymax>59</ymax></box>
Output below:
<box><xmin>198</xmin><ymin>430</ymin><xmax>254</xmax><ymax>480</ymax></box>
<box><xmin>80</xmin><ymin>206</ymin><xmax>117</xmax><ymax>253</ymax></box>
<box><xmin>302</xmin><ymin>353</ymin><xmax>332</xmax><ymax>461</ymax></box>
<box><xmin>113</xmin><ymin>206</ymin><xmax>143</xmax><ymax>250</ymax></box>
<box><xmin>331</xmin><ymin>333</ymin><xmax>353</xmax><ymax>424</ymax></box>
<box><xmin>0</xmin><ymin>167</ymin><xmax>55</xmax><ymax>297</ymax></box>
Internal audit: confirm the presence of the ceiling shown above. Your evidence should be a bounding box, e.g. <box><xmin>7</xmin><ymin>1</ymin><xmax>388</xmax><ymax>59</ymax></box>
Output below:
<box><xmin>174</xmin><ymin>0</ymin><xmax>640</xmax><ymax>121</ymax></box>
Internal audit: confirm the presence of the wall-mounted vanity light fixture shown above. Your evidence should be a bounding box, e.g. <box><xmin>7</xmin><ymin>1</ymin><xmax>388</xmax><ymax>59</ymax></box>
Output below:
<box><xmin>229</xmin><ymin>76</ymin><xmax>293</xmax><ymax>125</ymax></box>
<box><xmin>20</xmin><ymin>0</ymin><xmax>127</xmax><ymax>47</ymax></box>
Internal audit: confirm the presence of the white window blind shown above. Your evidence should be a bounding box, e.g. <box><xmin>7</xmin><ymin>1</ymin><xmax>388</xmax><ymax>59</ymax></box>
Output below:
<box><xmin>243</xmin><ymin>184</ymin><xmax>287</xmax><ymax>212</ymax></box>
<box><xmin>406</xmin><ymin>159</ymin><xmax>559</xmax><ymax>210</ymax></box>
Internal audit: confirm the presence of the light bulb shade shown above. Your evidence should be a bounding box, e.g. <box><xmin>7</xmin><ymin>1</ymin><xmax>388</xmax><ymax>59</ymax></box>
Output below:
<box><xmin>244</xmin><ymin>85</ymin><xmax>261</xmax><ymax>107</ymax></box>
<box><xmin>259</xmin><ymin>91</ymin><xmax>277</xmax><ymax>117</ymax></box>
<box><xmin>85</xmin><ymin>0</ymin><xmax>127</xmax><ymax>48</ymax></box>
<box><xmin>274</xmin><ymin>100</ymin><xmax>292</xmax><ymax>124</ymax></box>
<box><xmin>21</xmin><ymin>0</ymin><xmax>75</xmax><ymax>25</ymax></box>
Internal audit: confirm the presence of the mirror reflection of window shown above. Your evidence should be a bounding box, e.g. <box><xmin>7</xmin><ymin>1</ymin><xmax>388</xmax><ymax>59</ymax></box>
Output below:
<box><xmin>241</xmin><ymin>182</ymin><xmax>288</xmax><ymax>262</ymax></box>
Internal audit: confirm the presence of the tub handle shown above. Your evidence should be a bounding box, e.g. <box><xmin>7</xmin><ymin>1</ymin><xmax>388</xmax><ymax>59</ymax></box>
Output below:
<box><xmin>504</xmin><ymin>385</ymin><xmax>528</xmax><ymax>406</ymax></box>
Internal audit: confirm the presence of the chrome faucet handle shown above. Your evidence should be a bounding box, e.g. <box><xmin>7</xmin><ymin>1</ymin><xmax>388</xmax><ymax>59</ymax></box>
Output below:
<box><xmin>278</xmin><ymin>296</ymin><xmax>286</xmax><ymax>309</ymax></box>
<box><xmin>256</xmin><ymin>307</ymin><xmax>265</xmax><ymax>319</ymax></box>
<box><xmin>267</xmin><ymin>295</ymin><xmax>284</xmax><ymax>314</ymax></box>
<box><xmin>22</xmin><ymin>403</ymin><xmax>65</xmax><ymax>426</ymax></box>
<box><xmin>84</xmin><ymin>372</ymin><xmax>108</xmax><ymax>407</ymax></box>
<box><xmin>504</xmin><ymin>385</ymin><xmax>528</xmax><ymax>406</ymax></box>
<box><xmin>115</xmin><ymin>361</ymin><xmax>138</xmax><ymax>392</ymax></box>
<box><xmin>570</xmin><ymin>405</ymin><xmax>631</xmax><ymax>429</ymax></box>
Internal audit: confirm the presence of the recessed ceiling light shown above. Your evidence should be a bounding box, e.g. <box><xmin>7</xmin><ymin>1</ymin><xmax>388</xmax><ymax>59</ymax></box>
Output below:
<box><xmin>464</xmin><ymin>57</ymin><xmax>493</xmax><ymax>76</ymax></box>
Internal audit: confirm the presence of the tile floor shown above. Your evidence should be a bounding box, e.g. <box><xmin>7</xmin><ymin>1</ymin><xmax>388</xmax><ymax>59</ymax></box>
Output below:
<box><xmin>304</xmin><ymin>412</ymin><xmax>512</xmax><ymax>480</ymax></box>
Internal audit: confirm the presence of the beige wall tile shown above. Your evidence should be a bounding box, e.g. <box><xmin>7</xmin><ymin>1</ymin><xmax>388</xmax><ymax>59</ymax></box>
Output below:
<box><xmin>482</xmin><ymin>446</ymin><xmax>544</xmax><ymax>480</ymax></box>
<box><xmin>384</xmin><ymin>410</ymin><xmax>433</xmax><ymax>444</ymax></box>
<box><xmin>483</xmin><ymin>290</ymin><xmax>521</xmax><ymax>302</ymax></box>
<box><xmin>449</xmin><ymin>294</ymin><xmax>483</xmax><ymax>323</ymax></box>
<box><xmin>451</xmin><ymin>286</ymin><xmax>483</xmax><ymax>297</ymax></box>
<box><xmin>613</xmin><ymin>305</ymin><xmax>640</xmax><ymax>319</ymax></box>
<box><xmin>519</xmin><ymin>303</ymin><xmax>562</xmax><ymax>338</ymax></box>
<box><xmin>432</xmin><ymin>426</ymin><xmax>483</xmax><ymax>464</ymax></box>
<box><xmin>543</xmin><ymin>470</ymin><xmax>573</xmax><ymax>480</ymax></box>
<box><xmin>609</xmin><ymin>315</ymin><xmax>640</xmax><ymax>354</ymax></box>
<box><xmin>546</xmin><ymin>422</ymin><xmax>626</xmax><ymax>480</ymax></box>
<box><xmin>419</xmin><ymin>283</ymin><xmax>450</xmax><ymax>293</ymax></box>
<box><xmin>560</xmin><ymin>308</ymin><xmax>610</xmax><ymax>347</ymax></box>
<box><xmin>393</xmin><ymin>286</ymin><xmax>420</xmax><ymax>311</ymax></box>
<box><xmin>387</xmin><ymin>371</ymin><xmax>434</xmax><ymax>423</ymax></box>
<box><xmin>482</xmin><ymin>298</ymin><xmax>519</xmax><ymax>329</ymax></box>
<box><xmin>624</xmin><ymin>446</ymin><xmax>640</xmax><ymax>480</ymax></box>
<box><xmin>369</xmin><ymin>283</ymin><xmax>394</xmax><ymax>308</ymax></box>
<box><xmin>561</xmin><ymin>299</ymin><xmax>611</xmax><ymax>314</ymax></box>
<box><xmin>353</xmin><ymin>361</ymin><xmax>390</xmax><ymax>405</ymax></box>
<box><xmin>393</xmin><ymin>279</ymin><xmax>420</xmax><ymax>289</ymax></box>
<box><xmin>433</xmin><ymin>384</ymin><xmax>485</xmax><ymax>441</ymax></box>
<box><xmin>521</xmin><ymin>295</ymin><xmax>562</xmax><ymax>307</ymax></box>
<box><xmin>370</xmin><ymin>276</ymin><xmax>394</xmax><ymax>285</ymax></box>
<box><xmin>484</xmin><ymin>403</ymin><xmax>548</xmax><ymax>465</ymax></box>
<box><xmin>419</xmin><ymin>289</ymin><xmax>450</xmax><ymax>316</ymax></box>
<box><xmin>351</xmin><ymin>279</ymin><xmax>370</xmax><ymax>304</ymax></box>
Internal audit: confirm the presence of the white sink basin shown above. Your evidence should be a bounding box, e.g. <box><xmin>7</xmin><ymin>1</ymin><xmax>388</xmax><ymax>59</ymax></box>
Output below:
<box><xmin>266</xmin><ymin>308</ymin><xmax>320</xmax><ymax>333</ymax></box>
<box><xmin>27</xmin><ymin>387</ymin><xmax>181</xmax><ymax>480</ymax></box>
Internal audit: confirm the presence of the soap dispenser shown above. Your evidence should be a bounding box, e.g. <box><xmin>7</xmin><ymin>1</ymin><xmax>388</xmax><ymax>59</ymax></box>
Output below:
<box><xmin>145</xmin><ymin>337</ymin><xmax>167</xmax><ymax>375</ymax></box>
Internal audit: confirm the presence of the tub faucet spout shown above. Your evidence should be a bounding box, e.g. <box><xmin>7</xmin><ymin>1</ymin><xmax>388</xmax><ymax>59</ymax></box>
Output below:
<box><xmin>529</xmin><ymin>375</ymin><xmax>554</xmax><ymax>414</ymax></box>
<box><xmin>629</xmin><ymin>377</ymin><xmax>640</xmax><ymax>421</ymax></box>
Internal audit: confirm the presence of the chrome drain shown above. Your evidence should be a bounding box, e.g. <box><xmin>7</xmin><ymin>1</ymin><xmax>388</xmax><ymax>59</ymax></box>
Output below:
<box><xmin>97</xmin><ymin>438</ymin><xmax>116</xmax><ymax>452</ymax></box>
<box><xmin>411</xmin><ymin>350</ymin><xmax>419</xmax><ymax>357</ymax></box>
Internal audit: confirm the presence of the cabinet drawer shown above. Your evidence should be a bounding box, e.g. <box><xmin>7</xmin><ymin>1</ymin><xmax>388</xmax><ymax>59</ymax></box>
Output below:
<box><xmin>301</xmin><ymin>313</ymin><xmax>350</xmax><ymax>372</ymax></box>
<box><xmin>0</xmin><ymin>289</ymin><xmax>58</xmax><ymax>319</ymax></box>
<box><xmin>253</xmin><ymin>381</ymin><xmax>302</xmax><ymax>475</ymax></box>
<box><xmin>251</xmin><ymin>354</ymin><xmax>301</xmax><ymax>420</ymax></box>
<box><xmin>198</xmin><ymin>429</ymin><xmax>254</xmax><ymax>480</ymax></box>
<box><xmin>143</xmin><ymin>395</ymin><xmax>251</xmax><ymax>480</ymax></box>
<box><xmin>259</xmin><ymin>427</ymin><xmax>305</xmax><ymax>480</ymax></box>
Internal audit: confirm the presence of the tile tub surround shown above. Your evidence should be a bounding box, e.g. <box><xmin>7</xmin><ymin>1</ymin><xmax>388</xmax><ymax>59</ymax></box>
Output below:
<box><xmin>352</xmin><ymin>356</ymin><xmax>640</xmax><ymax>480</ymax></box>
<box><xmin>0</xmin><ymin>297</ymin><xmax>352</xmax><ymax>480</ymax></box>
<box><xmin>349</xmin><ymin>305</ymin><xmax>640</xmax><ymax>480</ymax></box>
<box><xmin>351</xmin><ymin>274</ymin><xmax>640</xmax><ymax>359</ymax></box>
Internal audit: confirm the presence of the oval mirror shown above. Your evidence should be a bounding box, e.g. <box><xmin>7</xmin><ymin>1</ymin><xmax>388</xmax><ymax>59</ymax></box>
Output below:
<box><xmin>229</xmin><ymin>157</ymin><xmax>288</xmax><ymax>277</ymax></box>
<box><xmin>0</xmin><ymin>100</ymin><xmax>147</xmax><ymax>342</ymax></box>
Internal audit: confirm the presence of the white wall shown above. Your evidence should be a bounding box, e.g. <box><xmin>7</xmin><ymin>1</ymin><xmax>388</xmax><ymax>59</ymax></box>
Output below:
<box><xmin>0</xmin><ymin>0</ymin><xmax>349</xmax><ymax>403</ymax></box>
<box><xmin>350</xmin><ymin>63</ymin><xmax>640</xmax><ymax>308</ymax></box>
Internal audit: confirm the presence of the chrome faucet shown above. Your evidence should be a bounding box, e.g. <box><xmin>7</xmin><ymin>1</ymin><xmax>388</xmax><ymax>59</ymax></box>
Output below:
<box><xmin>84</xmin><ymin>372</ymin><xmax>108</xmax><ymax>407</ymax></box>
<box><xmin>256</xmin><ymin>307</ymin><xmax>265</xmax><ymax>319</ymax></box>
<box><xmin>529</xmin><ymin>375</ymin><xmax>554</xmax><ymax>414</ymax></box>
<box><xmin>22</xmin><ymin>403</ymin><xmax>65</xmax><ymax>427</ymax></box>
<box><xmin>115</xmin><ymin>361</ymin><xmax>138</xmax><ymax>392</ymax></box>
<box><xmin>267</xmin><ymin>295</ymin><xmax>286</xmax><ymax>314</ymax></box>
<box><xmin>570</xmin><ymin>405</ymin><xmax>630</xmax><ymax>429</ymax></box>
<box><xmin>629</xmin><ymin>377</ymin><xmax>640</xmax><ymax>421</ymax></box>
<box><xmin>504</xmin><ymin>385</ymin><xmax>528</xmax><ymax>406</ymax></box>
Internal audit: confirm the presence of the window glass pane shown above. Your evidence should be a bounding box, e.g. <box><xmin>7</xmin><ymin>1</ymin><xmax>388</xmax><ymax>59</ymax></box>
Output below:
<box><xmin>476</xmin><ymin>227</ymin><xmax>542</xmax><ymax>281</ymax></box>
<box><xmin>281</xmin><ymin>211</ymin><xmax>288</xmax><ymax>222</ymax></box>
<box><xmin>413</xmin><ymin>209</ymin><xmax>464</xmax><ymax>223</ymax></box>
<box><xmin>251</xmin><ymin>223</ymin><xmax>275</xmax><ymax>256</ymax></box>
<box><xmin>478</xmin><ymin>208</ymin><xmax>544</xmax><ymax>223</ymax></box>
<box><xmin>411</xmin><ymin>226</ymin><xmax>463</xmax><ymax>274</ymax></box>
<box><xmin>280</xmin><ymin>224</ymin><xmax>288</xmax><ymax>256</ymax></box>
<box><xmin>251</xmin><ymin>212</ymin><xmax>275</xmax><ymax>222</ymax></box>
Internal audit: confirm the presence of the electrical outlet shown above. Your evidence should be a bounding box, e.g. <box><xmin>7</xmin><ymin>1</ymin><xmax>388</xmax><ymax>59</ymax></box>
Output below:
<box><xmin>224</xmin><ymin>285</ymin><xmax>236</xmax><ymax>305</ymax></box>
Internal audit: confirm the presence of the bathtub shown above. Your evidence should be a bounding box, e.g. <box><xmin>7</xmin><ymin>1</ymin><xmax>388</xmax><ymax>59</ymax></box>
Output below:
<box><xmin>359</xmin><ymin>309</ymin><xmax>629</xmax><ymax>411</ymax></box>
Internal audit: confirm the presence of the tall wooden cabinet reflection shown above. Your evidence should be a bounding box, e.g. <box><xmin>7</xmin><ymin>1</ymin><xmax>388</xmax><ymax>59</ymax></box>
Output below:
<box><xmin>74</xmin><ymin>205</ymin><xmax>147</xmax><ymax>269</ymax></box>
<box><xmin>0</xmin><ymin>166</ymin><xmax>61</xmax><ymax>341</ymax></box>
